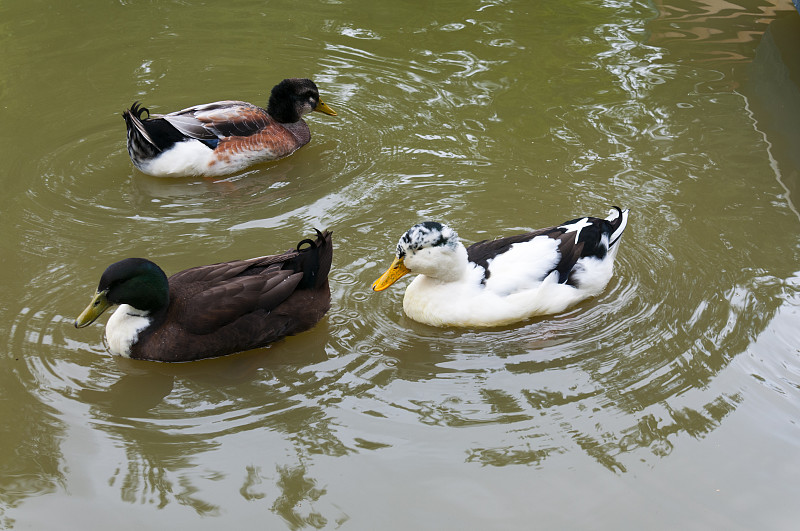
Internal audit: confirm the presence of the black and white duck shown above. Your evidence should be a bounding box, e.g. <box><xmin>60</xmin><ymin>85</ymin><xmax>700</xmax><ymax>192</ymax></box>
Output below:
<box><xmin>372</xmin><ymin>208</ymin><xmax>629</xmax><ymax>327</ymax></box>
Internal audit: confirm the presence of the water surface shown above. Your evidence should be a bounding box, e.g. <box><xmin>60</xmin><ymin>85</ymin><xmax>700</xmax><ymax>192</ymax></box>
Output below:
<box><xmin>1</xmin><ymin>0</ymin><xmax>799</xmax><ymax>529</ymax></box>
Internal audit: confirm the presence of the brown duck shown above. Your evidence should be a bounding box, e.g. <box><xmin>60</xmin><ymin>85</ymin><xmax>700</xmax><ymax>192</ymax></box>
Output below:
<box><xmin>123</xmin><ymin>78</ymin><xmax>337</xmax><ymax>177</ymax></box>
<box><xmin>75</xmin><ymin>230</ymin><xmax>332</xmax><ymax>361</ymax></box>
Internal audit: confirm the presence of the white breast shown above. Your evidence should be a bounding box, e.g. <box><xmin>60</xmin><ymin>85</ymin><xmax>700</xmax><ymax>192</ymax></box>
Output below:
<box><xmin>105</xmin><ymin>305</ymin><xmax>151</xmax><ymax>357</ymax></box>
<box><xmin>403</xmin><ymin>269</ymin><xmax>578</xmax><ymax>327</ymax></box>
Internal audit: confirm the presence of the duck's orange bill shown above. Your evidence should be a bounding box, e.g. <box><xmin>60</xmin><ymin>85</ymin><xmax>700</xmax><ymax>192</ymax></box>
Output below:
<box><xmin>372</xmin><ymin>257</ymin><xmax>411</xmax><ymax>291</ymax></box>
<box><xmin>315</xmin><ymin>100</ymin><xmax>337</xmax><ymax>116</ymax></box>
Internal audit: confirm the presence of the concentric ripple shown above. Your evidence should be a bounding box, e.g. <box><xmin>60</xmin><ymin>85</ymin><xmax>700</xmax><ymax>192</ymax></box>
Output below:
<box><xmin>3</xmin><ymin>0</ymin><xmax>800</xmax><ymax>526</ymax></box>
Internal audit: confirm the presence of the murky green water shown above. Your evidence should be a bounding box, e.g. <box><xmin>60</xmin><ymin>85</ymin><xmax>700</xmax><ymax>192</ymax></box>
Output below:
<box><xmin>1</xmin><ymin>0</ymin><xmax>799</xmax><ymax>528</ymax></box>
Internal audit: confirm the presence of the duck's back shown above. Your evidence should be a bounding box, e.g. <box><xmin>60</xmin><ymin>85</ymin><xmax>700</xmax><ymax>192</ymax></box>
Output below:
<box><xmin>163</xmin><ymin>101</ymin><xmax>310</xmax><ymax>171</ymax></box>
<box><xmin>130</xmin><ymin>231</ymin><xmax>332</xmax><ymax>361</ymax></box>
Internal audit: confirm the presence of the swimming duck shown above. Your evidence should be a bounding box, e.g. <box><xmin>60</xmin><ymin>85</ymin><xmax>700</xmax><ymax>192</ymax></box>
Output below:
<box><xmin>372</xmin><ymin>208</ymin><xmax>629</xmax><ymax>327</ymax></box>
<box><xmin>123</xmin><ymin>78</ymin><xmax>337</xmax><ymax>177</ymax></box>
<box><xmin>75</xmin><ymin>230</ymin><xmax>333</xmax><ymax>361</ymax></box>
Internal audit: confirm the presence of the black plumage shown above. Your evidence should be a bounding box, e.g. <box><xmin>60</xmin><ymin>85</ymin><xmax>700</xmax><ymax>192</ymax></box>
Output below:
<box><xmin>122</xmin><ymin>102</ymin><xmax>191</xmax><ymax>160</ymax></box>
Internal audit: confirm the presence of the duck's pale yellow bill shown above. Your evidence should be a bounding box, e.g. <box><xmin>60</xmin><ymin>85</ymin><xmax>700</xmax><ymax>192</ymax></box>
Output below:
<box><xmin>75</xmin><ymin>290</ymin><xmax>112</xmax><ymax>328</ymax></box>
<box><xmin>372</xmin><ymin>257</ymin><xmax>411</xmax><ymax>292</ymax></box>
<box><xmin>315</xmin><ymin>99</ymin><xmax>337</xmax><ymax>116</ymax></box>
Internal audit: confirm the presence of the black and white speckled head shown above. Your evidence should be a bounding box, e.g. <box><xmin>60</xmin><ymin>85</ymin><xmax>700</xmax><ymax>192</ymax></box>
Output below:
<box><xmin>396</xmin><ymin>222</ymin><xmax>459</xmax><ymax>259</ymax></box>
<box><xmin>370</xmin><ymin>221</ymin><xmax>469</xmax><ymax>288</ymax></box>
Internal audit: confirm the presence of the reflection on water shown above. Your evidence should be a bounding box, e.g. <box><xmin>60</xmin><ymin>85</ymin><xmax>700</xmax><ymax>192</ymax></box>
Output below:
<box><xmin>61</xmin><ymin>335</ymin><xmax>347</xmax><ymax>517</ymax></box>
<box><xmin>745</xmin><ymin>10</ymin><xmax>800</xmax><ymax>216</ymax></box>
<box><xmin>0</xmin><ymin>363</ymin><xmax>64</xmax><ymax>529</ymax></box>
<box><xmin>649</xmin><ymin>0</ymin><xmax>791</xmax><ymax>53</ymax></box>
<box><xmin>2</xmin><ymin>0</ymin><xmax>800</xmax><ymax>527</ymax></box>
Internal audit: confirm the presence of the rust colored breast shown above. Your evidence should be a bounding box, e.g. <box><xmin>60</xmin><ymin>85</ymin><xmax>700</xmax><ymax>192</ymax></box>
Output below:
<box><xmin>213</xmin><ymin>123</ymin><xmax>302</xmax><ymax>162</ymax></box>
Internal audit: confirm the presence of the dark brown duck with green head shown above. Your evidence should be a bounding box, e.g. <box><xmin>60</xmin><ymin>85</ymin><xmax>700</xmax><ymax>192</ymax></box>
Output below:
<box><xmin>75</xmin><ymin>230</ymin><xmax>332</xmax><ymax>362</ymax></box>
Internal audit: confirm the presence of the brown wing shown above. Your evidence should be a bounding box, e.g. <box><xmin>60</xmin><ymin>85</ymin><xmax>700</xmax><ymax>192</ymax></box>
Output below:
<box><xmin>161</xmin><ymin>101</ymin><xmax>274</xmax><ymax>140</ymax></box>
<box><xmin>131</xmin><ymin>231</ymin><xmax>332</xmax><ymax>361</ymax></box>
<box><xmin>169</xmin><ymin>252</ymin><xmax>296</xmax><ymax>284</ymax></box>
<box><xmin>178</xmin><ymin>270</ymin><xmax>303</xmax><ymax>335</ymax></box>
<box><xmin>165</xmin><ymin>249</ymin><xmax>302</xmax><ymax>334</ymax></box>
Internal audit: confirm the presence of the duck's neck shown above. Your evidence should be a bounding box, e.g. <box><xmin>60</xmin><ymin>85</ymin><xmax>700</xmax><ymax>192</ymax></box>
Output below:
<box><xmin>281</xmin><ymin>119</ymin><xmax>311</xmax><ymax>144</ymax></box>
<box><xmin>267</xmin><ymin>98</ymin><xmax>303</xmax><ymax>123</ymax></box>
<box><xmin>105</xmin><ymin>305</ymin><xmax>152</xmax><ymax>357</ymax></box>
<box><xmin>409</xmin><ymin>243</ymin><xmax>469</xmax><ymax>283</ymax></box>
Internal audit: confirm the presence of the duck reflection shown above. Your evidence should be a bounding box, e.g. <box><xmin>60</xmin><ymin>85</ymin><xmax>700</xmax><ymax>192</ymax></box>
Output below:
<box><xmin>745</xmin><ymin>10</ymin><xmax>800</xmax><ymax>217</ymax></box>
<box><xmin>76</xmin><ymin>324</ymin><xmax>352</xmax><ymax>518</ymax></box>
<box><xmin>0</xmin><ymin>368</ymin><xmax>66</xmax><ymax>528</ymax></box>
<box><xmin>239</xmin><ymin>463</ymin><xmax>346</xmax><ymax>529</ymax></box>
<box><xmin>466</xmin><ymin>394</ymin><xmax>742</xmax><ymax>473</ymax></box>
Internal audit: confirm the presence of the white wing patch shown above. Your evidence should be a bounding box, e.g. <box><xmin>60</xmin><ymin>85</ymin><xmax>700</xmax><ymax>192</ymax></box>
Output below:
<box><xmin>558</xmin><ymin>217</ymin><xmax>592</xmax><ymax>244</ymax></box>
<box><xmin>483</xmin><ymin>236</ymin><xmax>560</xmax><ymax>296</ymax></box>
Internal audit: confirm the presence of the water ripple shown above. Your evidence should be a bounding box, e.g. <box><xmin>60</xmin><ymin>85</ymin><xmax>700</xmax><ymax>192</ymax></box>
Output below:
<box><xmin>4</xmin><ymin>4</ymin><xmax>798</xmax><ymax>517</ymax></box>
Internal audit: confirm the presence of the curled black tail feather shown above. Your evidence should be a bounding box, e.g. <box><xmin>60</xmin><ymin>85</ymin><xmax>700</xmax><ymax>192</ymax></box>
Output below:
<box><xmin>123</xmin><ymin>101</ymin><xmax>190</xmax><ymax>161</ymax></box>
<box><xmin>296</xmin><ymin>229</ymin><xmax>326</xmax><ymax>251</ymax></box>
<box><xmin>123</xmin><ymin>101</ymin><xmax>163</xmax><ymax>162</ymax></box>
<box><xmin>293</xmin><ymin>229</ymin><xmax>332</xmax><ymax>290</ymax></box>
<box><xmin>128</xmin><ymin>101</ymin><xmax>150</xmax><ymax>121</ymax></box>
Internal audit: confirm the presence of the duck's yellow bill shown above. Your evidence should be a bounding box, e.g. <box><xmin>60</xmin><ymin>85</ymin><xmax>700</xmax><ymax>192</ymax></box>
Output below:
<box><xmin>372</xmin><ymin>257</ymin><xmax>411</xmax><ymax>292</ymax></box>
<box><xmin>75</xmin><ymin>290</ymin><xmax>112</xmax><ymax>328</ymax></box>
<box><xmin>315</xmin><ymin>99</ymin><xmax>337</xmax><ymax>116</ymax></box>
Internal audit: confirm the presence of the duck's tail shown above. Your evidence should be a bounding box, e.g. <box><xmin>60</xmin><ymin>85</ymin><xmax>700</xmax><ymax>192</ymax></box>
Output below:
<box><xmin>606</xmin><ymin>206</ymin><xmax>629</xmax><ymax>248</ymax></box>
<box><xmin>123</xmin><ymin>102</ymin><xmax>162</xmax><ymax>163</ymax></box>
<box><xmin>293</xmin><ymin>229</ymin><xmax>334</xmax><ymax>290</ymax></box>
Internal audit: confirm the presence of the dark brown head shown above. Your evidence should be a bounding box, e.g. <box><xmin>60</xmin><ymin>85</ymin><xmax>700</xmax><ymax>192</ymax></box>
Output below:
<box><xmin>267</xmin><ymin>78</ymin><xmax>337</xmax><ymax>123</ymax></box>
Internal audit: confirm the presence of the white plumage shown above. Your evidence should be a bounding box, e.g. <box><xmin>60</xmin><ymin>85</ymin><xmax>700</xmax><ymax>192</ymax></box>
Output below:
<box><xmin>105</xmin><ymin>304</ymin><xmax>151</xmax><ymax>358</ymax></box>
